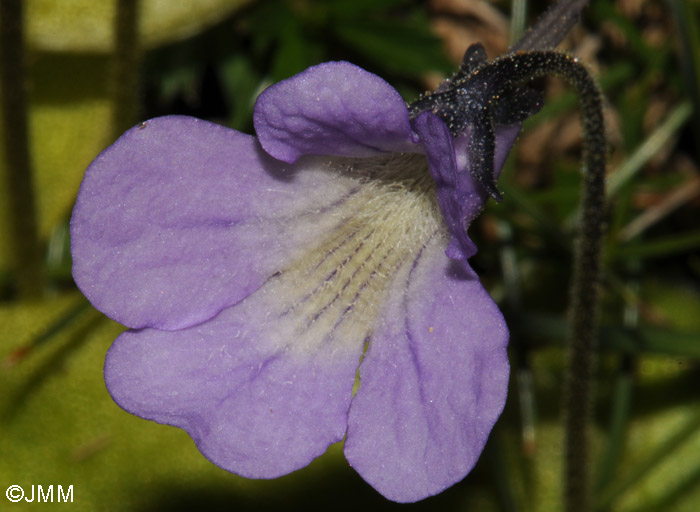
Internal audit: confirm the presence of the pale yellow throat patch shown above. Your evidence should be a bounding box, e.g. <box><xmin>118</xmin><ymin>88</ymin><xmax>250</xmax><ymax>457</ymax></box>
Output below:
<box><xmin>252</xmin><ymin>153</ymin><xmax>445</xmax><ymax>356</ymax></box>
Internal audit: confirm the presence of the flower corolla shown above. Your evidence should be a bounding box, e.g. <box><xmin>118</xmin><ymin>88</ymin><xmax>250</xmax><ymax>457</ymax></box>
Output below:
<box><xmin>71</xmin><ymin>0</ymin><xmax>587</xmax><ymax>501</ymax></box>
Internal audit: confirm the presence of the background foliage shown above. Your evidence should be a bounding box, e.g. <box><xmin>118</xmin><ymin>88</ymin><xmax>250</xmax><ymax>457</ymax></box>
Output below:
<box><xmin>1</xmin><ymin>0</ymin><xmax>699</xmax><ymax>510</ymax></box>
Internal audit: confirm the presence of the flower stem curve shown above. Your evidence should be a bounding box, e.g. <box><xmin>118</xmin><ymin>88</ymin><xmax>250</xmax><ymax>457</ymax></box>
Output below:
<box><xmin>484</xmin><ymin>51</ymin><xmax>606</xmax><ymax>512</ymax></box>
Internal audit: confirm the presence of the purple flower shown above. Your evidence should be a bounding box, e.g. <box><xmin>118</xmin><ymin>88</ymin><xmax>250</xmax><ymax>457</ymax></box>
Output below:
<box><xmin>71</xmin><ymin>2</ymin><xmax>587</xmax><ymax>502</ymax></box>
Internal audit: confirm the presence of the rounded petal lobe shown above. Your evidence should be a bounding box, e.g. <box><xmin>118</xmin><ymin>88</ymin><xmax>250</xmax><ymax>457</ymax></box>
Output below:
<box><xmin>254</xmin><ymin>61</ymin><xmax>418</xmax><ymax>163</ymax></box>
<box><xmin>105</xmin><ymin>269</ymin><xmax>367</xmax><ymax>478</ymax></box>
<box><xmin>344</xmin><ymin>238</ymin><xmax>509</xmax><ymax>502</ymax></box>
<box><xmin>71</xmin><ymin>116</ymin><xmax>362</xmax><ymax>330</ymax></box>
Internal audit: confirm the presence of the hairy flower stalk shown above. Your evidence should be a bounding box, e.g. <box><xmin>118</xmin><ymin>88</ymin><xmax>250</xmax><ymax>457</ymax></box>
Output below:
<box><xmin>437</xmin><ymin>50</ymin><xmax>605</xmax><ymax>510</ymax></box>
<box><xmin>484</xmin><ymin>52</ymin><xmax>606</xmax><ymax>512</ymax></box>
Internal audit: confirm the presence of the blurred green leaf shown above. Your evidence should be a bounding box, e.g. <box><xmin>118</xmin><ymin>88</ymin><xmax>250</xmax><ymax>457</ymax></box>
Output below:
<box><xmin>607</xmin><ymin>102</ymin><xmax>693</xmax><ymax>199</ymax></box>
<box><xmin>26</xmin><ymin>0</ymin><xmax>254</xmax><ymax>52</ymax></box>
<box><xmin>595</xmin><ymin>357</ymin><xmax>634</xmax><ymax>496</ymax></box>
<box><xmin>220</xmin><ymin>55</ymin><xmax>262</xmax><ymax>132</ymax></box>
<box><xmin>612</xmin><ymin>230</ymin><xmax>700</xmax><ymax>261</ymax></box>
<box><xmin>597</xmin><ymin>409</ymin><xmax>700</xmax><ymax>511</ymax></box>
<box><xmin>270</xmin><ymin>19</ymin><xmax>317</xmax><ymax>82</ymax></box>
<box><xmin>334</xmin><ymin>18</ymin><xmax>452</xmax><ymax>75</ymax></box>
<box><xmin>515</xmin><ymin>312</ymin><xmax>700</xmax><ymax>357</ymax></box>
